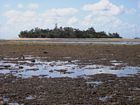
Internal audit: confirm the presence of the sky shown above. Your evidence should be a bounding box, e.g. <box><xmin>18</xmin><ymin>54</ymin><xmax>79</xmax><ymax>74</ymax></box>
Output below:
<box><xmin>0</xmin><ymin>0</ymin><xmax>140</xmax><ymax>39</ymax></box>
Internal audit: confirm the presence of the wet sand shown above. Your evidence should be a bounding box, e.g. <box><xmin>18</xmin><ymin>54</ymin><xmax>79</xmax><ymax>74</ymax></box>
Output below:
<box><xmin>0</xmin><ymin>40</ymin><xmax>140</xmax><ymax>105</ymax></box>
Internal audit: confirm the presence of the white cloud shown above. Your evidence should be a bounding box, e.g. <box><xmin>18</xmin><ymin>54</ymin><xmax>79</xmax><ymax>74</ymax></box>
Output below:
<box><xmin>23</xmin><ymin>11</ymin><xmax>36</xmax><ymax>17</ymax></box>
<box><xmin>4</xmin><ymin>10</ymin><xmax>41</xmax><ymax>26</ymax></box>
<box><xmin>17</xmin><ymin>4</ymin><xmax>23</xmax><ymax>9</ymax></box>
<box><xmin>81</xmin><ymin>15</ymin><xmax>138</xmax><ymax>38</ymax></box>
<box><xmin>27</xmin><ymin>3</ymin><xmax>39</xmax><ymax>10</ymax></box>
<box><xmin>125</xmin><ymin>8</ymin><xmax>136</xmax><ymax>14</ymax></box>
<box><xmin>42</xmin><ymin>8</ymin><xmax>78</xmax><ymax>26</ymax></box>
<box><xmin>2</xmin><ymin>7</ymin><xmax>78</xmax><ymax>38</ymax></box>
<box><xmin>138</xmin><ymin>1</ymin><xmax>140</xmax><ymax>8</ymax></box>
<box><xmin>67</xmin><ymin>17</ymin><xmax>78</xmax><ymax>25</ymax></box>
<box><xmin>81</xmin><ymin>0</ymin><xmax>138</xmax><ymax>38</ymax></box>
<box><xmin>83</xmin><ymin>0</ymin><xmax>124</xmax><ymax>16</ymax></box>
<box><xmin>4</xmin><ymin>4</ymin><xmax>10</xmax><ymax>8</ymax></box>
<box><xmin>4</xmin><ymin>10</ymin><xmax>20</xmax><ymax>19</ymax></box>
<box><xmin>43</xmin><ymin>8</ymin><xmax>78</xmax><ymax>17</ymax></box>
<box><xmin>17</xmin><ymin>3</ymin><xmax>39</xmax><ymax>9</ymax></box>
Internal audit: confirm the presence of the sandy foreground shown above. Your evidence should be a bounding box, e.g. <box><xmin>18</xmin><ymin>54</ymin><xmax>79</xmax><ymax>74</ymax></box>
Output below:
<box><xmin>0</xmin><ymin>40</ymin><xmax>140</xmax><ymax>105</ymax></box>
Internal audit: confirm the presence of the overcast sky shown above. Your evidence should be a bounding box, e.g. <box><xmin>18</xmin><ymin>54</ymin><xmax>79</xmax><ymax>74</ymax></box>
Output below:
<box><xmin>0</xmin><ymin>0</ymin><xmax>140</xmax><ymax>39</ymax></box>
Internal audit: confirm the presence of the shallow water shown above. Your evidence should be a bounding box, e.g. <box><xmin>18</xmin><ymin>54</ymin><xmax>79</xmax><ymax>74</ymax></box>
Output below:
<box><xmin>0</xmin><ymin>57</ymin><xmax>139</xmax><ymax>78</ymax></box>
<box><xmin>99</xmin><ymin>95</ymin><xmax>112</xmax><ymax>102</ymax></box>
<box><xmin>15</xmin><ymin>40</ymin><xmax>140</xmax><ymax>45</ymax></box>
<box><xmin>9</xmin><ymin>103</ymin><xmax>19</xmax><ymax>105</ymax></box>
<box><xmin>86</xmin><ymin>81</ymin><xmax>103</xmax><ymax>88</ymax></box>
<box><xmin>26</xmin><ymin>95</ymin><xmax>35</xmax><ymax>100</ymax></box>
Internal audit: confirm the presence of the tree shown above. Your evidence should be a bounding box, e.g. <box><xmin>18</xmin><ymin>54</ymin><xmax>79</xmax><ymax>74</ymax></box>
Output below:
<box><xmin>87</xmin><ymin>27</ymin><xmax>96</xmax><ymax>33</ymax></box>
<box><xmin>109</xmin><ymin>33</ymin><xmax>122</xmax><ymax>38</ymax></box>
<box><xmin>18</xmin><ymin>26</ymin><xmax>122</xmax><ymax>38</ymax></box>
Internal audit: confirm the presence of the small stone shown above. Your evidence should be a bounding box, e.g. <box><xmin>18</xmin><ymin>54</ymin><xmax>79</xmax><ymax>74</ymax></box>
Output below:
<box><xmin>31</xmin><ymin>59</ymin><xmax>36</xmax><ymax>63</ymax></box>
<box><xmin>68</xmin><ymin>60</ymin><xmax>72</xmax><ymax>63</ymax></box>
<box><xmin>19</xmin><ymin>55</ymin><xmax>25</xmax><ymax>60</ymax></box>
<box><xmin>49</xmin><ymin>70</ymin><xmax>53</xmax><ymax>73</ymax></box>
<box><xmin>43</xmin><ymin>51</ymin><xmax>48</xmax><ymax>54</ymax></box>
<box><xmin>19</xmin><ymin>66</ymin><xmax>24</xmax><ymax>69</ymax></box>
<box><xmin>56</xmin><ymin>69</ymin><xmax>67</xmax><ymax>74</ymax></box>
<box><xmin>0</xmin><ymin>56</ymin><xmax>4</xmax><ymax>60</ymax></box>
<box><xmin>3</xmin><ymin>102</ymin><xmax>8</xmax><ymax>105</ymax></box>
<box><xmin>4</xmin><ymin>65</ymin><xmax>11</xmax><ymax>68</ymax></box>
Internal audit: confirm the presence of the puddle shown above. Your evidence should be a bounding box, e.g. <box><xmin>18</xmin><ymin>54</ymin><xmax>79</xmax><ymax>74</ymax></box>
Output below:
<box><xmin>26</xmin><ymin>95</ymin><xmax>35</xmax><ymax>100</ymax></box>
<box><xmin>0</xmin><ymin>57</ymin><xmax>140</xmax><ymax>78</ymax></box>
<box><xmin>9</xmin><ymin>103</ymin><xmax>20</xmax><ymax>105</ymax></box>
<box><xmin>3</xmin><ymin>97</ymin><xmax>9</xmax><ymax>102</ymax></box>
<box><xmin>110</xmin><ymin>60</ymin><xmax>123</xmax><ymax>66</ymax></box>
<box><xmin>86</xmin><ymin>81</ymin><xmax>103</xmax><ymax>85</ymax></box>
<box><xmin>86</xmin><ymin>81</ymin><xmax>103</xmax><ymax>88</ymax></box>
<box><xmin>133</xmin><ymin>87</ymin><xmax>140</xmax><ymax>91</ymax></box>
<box><xmin>99</xmin><ymin>95</ymin><xmax>112</xmax><ymax>102</ymax></box>
<box><xmin>125</xmin><ymin>96</ymin><xmax>133</xmax><ymax>101</ymax></box>
<box><xmin>0</xmin><ymin>96</ymin><xmax>19</xmax><ymax>105</ymax></box>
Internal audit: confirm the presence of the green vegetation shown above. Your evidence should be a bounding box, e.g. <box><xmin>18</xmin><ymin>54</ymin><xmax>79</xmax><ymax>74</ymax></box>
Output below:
<box><xmin>19</xmin><ymin>26</ymin><xmax>122</xmax><ymax>38</ymax></box>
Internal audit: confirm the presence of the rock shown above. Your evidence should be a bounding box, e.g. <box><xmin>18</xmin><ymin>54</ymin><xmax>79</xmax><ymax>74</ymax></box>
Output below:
<box><xmin>31</xmin><ymin>59</ymin><xmax>36</xmax><ymax>63</ymax></box>
<box><xmin>3</xmin><ymin>102</ymin><xmax>8</xmax><ymax>105</ymax></box>
<box><xmin>0</xmin><ymin>56</ymin><xmax>4</xmax><ymax>60</ymax></box>
<box><xmin>4</xmin><ymin>65</ymin><xmax>11</xmax><ymax>68</ymax></box>
<box><xmin>55</xmin><ymin>69</ymin><xmax>67</xmax><ymax>74</ymax></box>
<box><xmin>26</xmin><ymin>68</ymin><xmax>39</xmax><ymax>71</ymax></box>
<box><xmin>68</xmin><ymin>60</ymin><xmax>72</xmax><ymax>63</ymax></box>
<box><xmin>0</xmin><ymin>67</ymin><xmax>5</xmax><ymax>70</ymax></box>
<box><xmin>19</xmin><ymin>66</ymin><xmax>24</xmax><ymax>69</ymax></box>
<box><xmin>49</xmin><ymin>70</ymin><xmax>53</xmax><ymax>73</ymax></box>
<box><xmin>65</xmin><ymin>72</ymin><xmax>74</xmax><ymax>74</ymax></box>
<box><xmin>19</xmin><ymin>55</ymin><xmax>25</xmax><ymax>60</ymax></box>
<box><xmin>49</xmin><ymin>63</ymin><xmax>55</xmax><ymax>67</ymax></box>
<box><xmin>43</xmin><ymin>51</ymin><xmax>48</xmax><ymax>54</ymax></box>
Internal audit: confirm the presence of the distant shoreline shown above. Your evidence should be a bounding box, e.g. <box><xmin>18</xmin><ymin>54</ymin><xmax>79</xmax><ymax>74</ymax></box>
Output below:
<box><xmin>12</xmin><ymin>38</ymin><xmax>140</xmax><ymax>42</ymax></box>
<box><xmin>0</xmin><ymin>38</ymin><xmax>140</xmax><ymax>45</ymax></box>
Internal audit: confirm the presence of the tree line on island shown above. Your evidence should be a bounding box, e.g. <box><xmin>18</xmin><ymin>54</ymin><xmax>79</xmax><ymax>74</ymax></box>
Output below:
<box><xmin>18</xmin><ymin>26</ymin><xmax>122</xmax><ymax>38</ymax></box>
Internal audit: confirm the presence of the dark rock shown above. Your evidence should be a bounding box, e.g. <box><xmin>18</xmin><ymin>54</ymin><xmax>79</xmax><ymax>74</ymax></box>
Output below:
<box><xmin>19</xmin><ymin>55</ymin><xmax>25</xmax><ymax>60</ymax></box>
<box><xmin>49</xmin><ymin>70</ymin><xmax>53</xmax><ymax>73</ymax></box>
<box><xmin>31</xmin><ymin>59</ymin><xmax>36</xmax><ymax>63</ymax></box>
<box><xmin>19</xmin><ymin>66</ymin><xmax>24</xmax><ymax>69</ymax></box>
<box><xmin>26</xmin><ymin>68</ymin><xmax>39</xmax><ymax>71</ymax></box>
<box><xmin>3</xmin><ymin>102</ymin><xmax>8</xmax><ymax>105</ymax></box>
<box><xmin>43</xmin><ymin>51</ymin><xmax>48</xmax><ymax>54</ymax></box>
<box><xmin>0</xmin><ymin>67</ymin><xmax>5</xmax><ymax>70</ymax></box>
<box><xmin>55</xmin><ymin>69</ymin><xmax>67</xmax><ymax>74</ymax></box>
<box><xmin>4</xmin><ymin>65</ymin><xmax>11</xmax><ymax>68</ymax></box>
<box><xmin>0</xmin><ymin>56</ymin><xmax>4</xmax><ymax>60</ymax></box>
<box><xmin>68</xmin><ymin>60</ymin><xmax>72</xmax><ymax>63</ymax></box>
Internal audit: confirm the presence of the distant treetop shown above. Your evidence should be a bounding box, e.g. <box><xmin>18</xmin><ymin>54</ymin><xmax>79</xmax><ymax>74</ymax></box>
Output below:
<box><xmin>18</xmin><ymin>26</ymin><xmax>122</xmax><ymax>38</ymax></box>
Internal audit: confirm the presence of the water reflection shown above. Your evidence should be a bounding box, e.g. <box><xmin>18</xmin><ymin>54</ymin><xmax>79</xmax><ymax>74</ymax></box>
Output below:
<box><xmin>0</xmin><ymin>57</ymin><xmax>140</xmax><ymax>78</ymax></box>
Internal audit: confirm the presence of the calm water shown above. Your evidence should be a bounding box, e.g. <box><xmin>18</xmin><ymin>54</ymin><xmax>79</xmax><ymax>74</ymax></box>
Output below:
<box><xmin>16</xmin><ymin>40</ymin><xmax>140</xmax><ymax>45</ymax></box>
<box><xmin>0</xmin><ymin>56</ymin><xmax>140</xmax><ymax>78</ymax></box>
